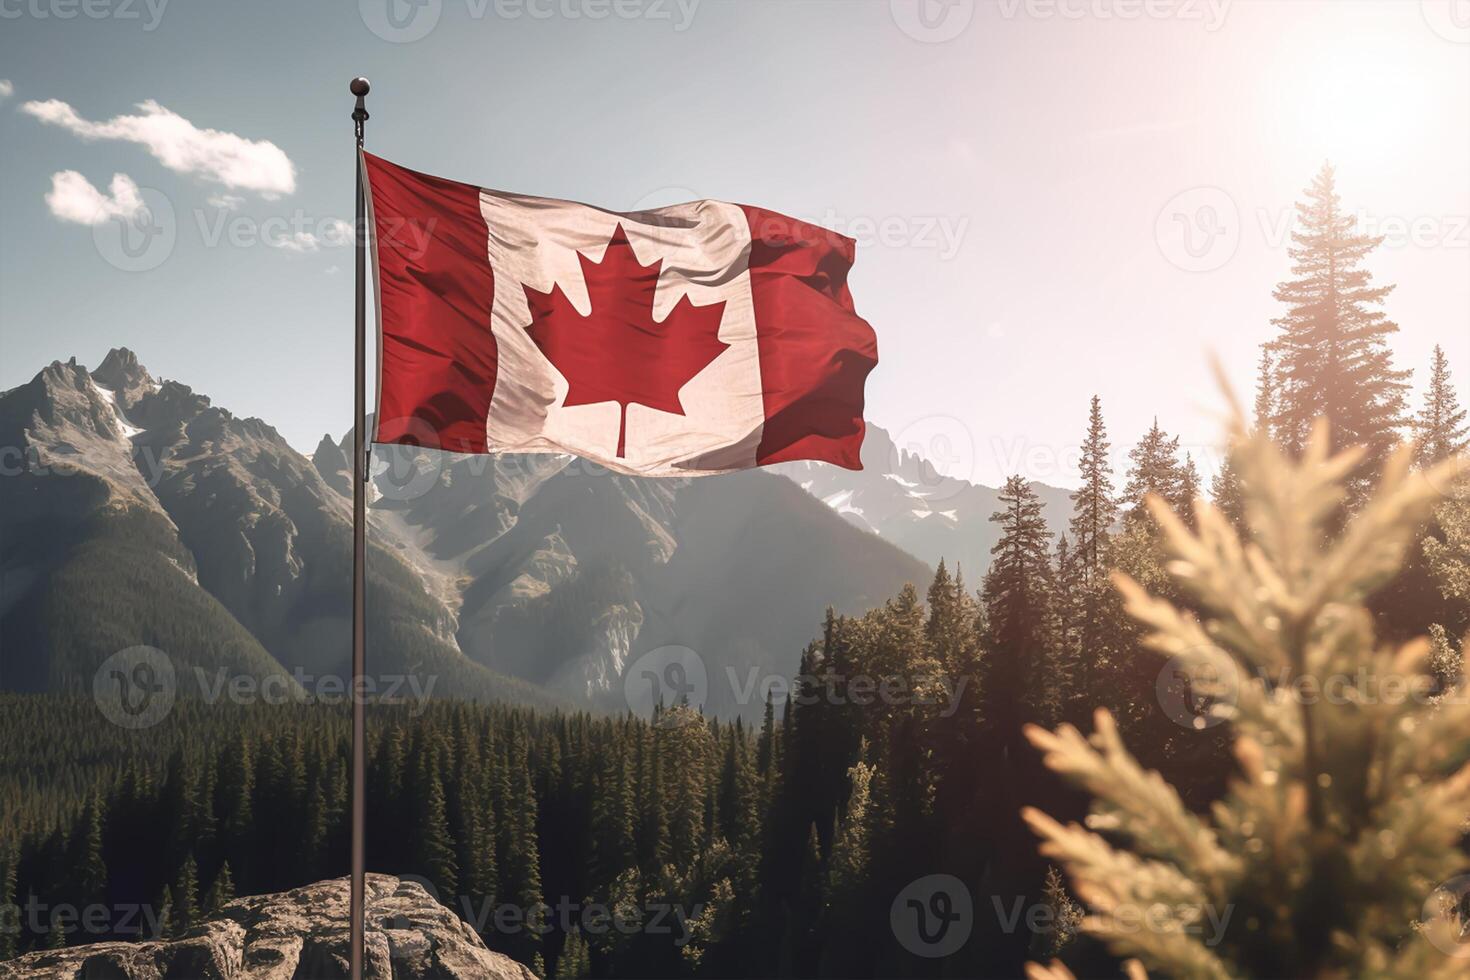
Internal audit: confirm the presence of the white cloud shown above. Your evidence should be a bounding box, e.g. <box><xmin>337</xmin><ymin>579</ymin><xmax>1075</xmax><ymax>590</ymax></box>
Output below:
<box><xmin>268</xmin><ymin>218</ymin><xmax>353</xmax><ymax>254</ymax></box>
<box><xmin>0</xmin><ymin>80</ymin><xmax>14</xmax><ymax>101</ymax></box>
<box><xmin>207</xmin><ymin>193</ymin><xmax>245</xmax><ymax>211</ymax></box>
<box><xmin>44</xmin><ymin>171</ymin><xmax>145</xmax><ymax>226</ymax></box>
<box><xmin>20</xmin><ymin>98</ymin><xmax>296</xmax><ymax>198</ymax></box>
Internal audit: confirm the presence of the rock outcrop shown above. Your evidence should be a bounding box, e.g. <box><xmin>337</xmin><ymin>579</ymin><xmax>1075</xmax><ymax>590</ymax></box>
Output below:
<box><xmin>4</xmin><ymin>875</ymin><xmax>536</xmax><ymax>980</ymax></box>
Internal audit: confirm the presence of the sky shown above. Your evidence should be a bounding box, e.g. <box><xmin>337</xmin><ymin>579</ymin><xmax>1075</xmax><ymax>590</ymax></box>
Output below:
<box><xmin>1</xmin><ymin>0</ymin><xmax>1466</xmax><ymax>488</ymax></box>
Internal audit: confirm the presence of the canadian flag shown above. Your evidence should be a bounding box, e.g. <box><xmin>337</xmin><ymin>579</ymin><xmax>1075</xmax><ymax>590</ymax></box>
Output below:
<box><xmin>363</xmin><ymin>153</ymin><xmax>877</xmax><ymax>476</ymax></box>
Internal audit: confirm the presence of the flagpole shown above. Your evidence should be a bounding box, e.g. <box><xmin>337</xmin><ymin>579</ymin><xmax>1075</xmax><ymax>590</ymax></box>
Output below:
<box><xmin>349</xmin><ymin>74</ymin><xmax>371</xmax><ymax>980</ymax></box>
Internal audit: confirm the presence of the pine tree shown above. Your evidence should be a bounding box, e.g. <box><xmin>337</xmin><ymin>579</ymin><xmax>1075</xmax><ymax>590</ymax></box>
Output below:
<box><xmin>983</xmin><ymin>475</ymin><xmax>1058</xmax><ymax>733</ymax></box>
<box><xmin>1029</xmin><ymin>866</ymin><xmax>1081</xmax><ymax>960</ymax></box>
<box><xmin>67</xmin><ymin>794</ymin><xmax>107</xmax><ymax>910</ymax></box>
<box><xmin>216</xmin><ymin>734</ymin><xmax>254</xmax><ymax>890</ymax></box>
<box><xmin>1424</xmin><ymin>481</ymin><xmax>1470</xmax><ymax>603</ymax></box>
<box><xmin>1269</xmin><ymin>163</ymin><xmax>1410</xmax><ymax>499</ymax></box>
<box><xmin>1069</xmin><ymin>397</ymin><xmax>1120</xmax><ymax>706</ymax></box>
<box><xmin>414</xmin><ymin>738</ymin><xmax>459</xmax><ymax>901</ymax></box>
<box><xmin>1254</xmin><ymin>347</ymin><xmax>1277</xmax><ymax>434</ymax></box>
<box><xmin>1175</xmin><ymin>452</ymin><xmax>1201</xmax><ymax>520</ymax></box>
<box><xmin>555</xmin><ymin>928</ymin><xmax>592</xmax><ymax>979</ymax></box>
<box><xmin>1051</xmin><ymin>536</ymin><xmax>1082</xmax><ymax>686</ymax></box>
<box><xmin>1069</xmin><ymin>396</ymin><xmax>1118</xmax><ymax>582</ymax></box>
<box><xmin>1212</xmin><ymin>353</ymin><xmax>1277</xmax><ymax>533</ymax></box>
<box><xmin>1022</xmin><ymin>417</ymin><xmax>1470</xmax><ymax>978</ymax></box>
<box><xmin>152</xmin><ymin>886</ymin><xmax>173</xmax><ymax>941</ymax></box>
<box><xmin>1209</xmin><ymin>459</ymin><xmax>1244</xmax><ymax>534</ymax></box>
<box><xmin>502</xmin><ymin>719</ymin><xmax>544</xmax><ymax>966</ymax></box>
<box><xmin>1122</xmin><ymin>419</ymin><xmax>1185</xmax><ymax>523</ymax></box>
<box><xmin>171</xmin><ymin>853</ymin><xmax>201</xmax><ymax>938</ymax></box>
<box><xmin>204</xmin><ymin>862</ymin><xmax>235</xmax><ymax>913</ymax></box>
<box><xmin>0</xmin><ymin>847</ymin><xmax>16</xmax><ymax>960</ymax></box>
<box><xmin>821</xmin><ymin>755</ymin><xmax>875</xmax><ymax>974</ymax></box>
<box><xmin>1414</xmin><ymin>344</ymin><xmax>1468</xmax><ymax>466</ymax></box>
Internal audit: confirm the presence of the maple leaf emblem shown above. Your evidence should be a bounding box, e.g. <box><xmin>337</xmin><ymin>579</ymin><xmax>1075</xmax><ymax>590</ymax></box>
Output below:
<box><xmin>524</xmin><ymin>224</ymin><xmax>730</xmax><ymax>458</ymax></box>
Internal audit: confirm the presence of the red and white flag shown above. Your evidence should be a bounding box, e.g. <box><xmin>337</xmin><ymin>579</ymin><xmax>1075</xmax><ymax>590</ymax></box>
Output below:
<box><xmin>362</xmin><ymin>153</ymin><xmax>877</xmax><ymax>476</ymax></box>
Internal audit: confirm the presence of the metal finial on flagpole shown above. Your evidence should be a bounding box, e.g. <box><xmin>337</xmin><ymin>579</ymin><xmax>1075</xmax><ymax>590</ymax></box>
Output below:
<box><xmin>349</xmin><ymin>74</ymin><xmax>370</xmax><ymax>980</ymax></box>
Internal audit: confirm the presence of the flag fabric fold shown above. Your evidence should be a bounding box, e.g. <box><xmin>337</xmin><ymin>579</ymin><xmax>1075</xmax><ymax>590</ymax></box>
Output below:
<box><xmin>363</xmin><ymin>152</ymin><xmax>877</xmax><ymax>476</ymax></box>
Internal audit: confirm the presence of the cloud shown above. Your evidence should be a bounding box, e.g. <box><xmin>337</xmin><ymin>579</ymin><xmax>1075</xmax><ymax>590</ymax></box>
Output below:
<box><xmin>44</xmin><ymin>171</ymin><xmax>146</xmax><ymax>225</ymax></box>
<box><xmin>20</xmin><ymin>98</ymin><xmax>296</xmax><ymax>197</ymax></box>
<box><xmin>268</xmin><ymin>218</ymin><xmax>353</xmax><ymax>254</ymax></box>
<box><xmin>0</xmin><ymin>80</ymin><xmax>13</xmax><ymax>101</ymax></box>
<box><xmin>207</xmin><ymin>193</ymin><xmax>245</xmax><ymax>211</ymax></box>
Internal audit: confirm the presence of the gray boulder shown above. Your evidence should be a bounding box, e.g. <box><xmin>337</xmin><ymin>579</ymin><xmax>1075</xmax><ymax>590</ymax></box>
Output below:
<box><xmin>4</xmin><ymin>875</ymin><xmax>535</xmax><ymax>980</ymax></box>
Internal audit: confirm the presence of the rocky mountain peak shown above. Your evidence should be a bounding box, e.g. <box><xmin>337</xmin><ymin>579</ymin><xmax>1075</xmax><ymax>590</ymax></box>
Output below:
<box><xmin>92</xmin><ymin>346</ymin><xmax>155</xmax><ymax>408</ymax></box>
<box><xmin>314</xmin><ymin>433</ymin><xmax>352</xmax><ymax>495</ymax></box>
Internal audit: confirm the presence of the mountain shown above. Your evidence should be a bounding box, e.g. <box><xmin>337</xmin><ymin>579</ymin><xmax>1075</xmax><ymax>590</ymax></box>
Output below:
<box><xmin>333</xmin><ymin>429</ymin><xmax>932</xmax><ymax>720</ymax></box>
<box><xmin>773</xmin><ymin>423</ymin><xmax>1074</xmax><ymax>577</ymax></box>
<box><xmin>2</xmin><ymin>349</ymin><xmax>929</xmax><ymax>721</ymax></box>
<box><xmin>0</xmin><ymin>350</ymin><xmax>546</xmax><ymax>707</ymax></box>
<box><xmin>0</xmin><ymin>354</ymin><xmax>294</xmax><ymax>697</ymax></box>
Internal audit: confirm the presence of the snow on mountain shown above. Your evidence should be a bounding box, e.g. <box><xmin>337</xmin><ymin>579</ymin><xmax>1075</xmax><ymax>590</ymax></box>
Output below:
<box><xmin>773</xmin><ymin>423</ymin><xmax>1072</xmax><ymax>579</ymax></box>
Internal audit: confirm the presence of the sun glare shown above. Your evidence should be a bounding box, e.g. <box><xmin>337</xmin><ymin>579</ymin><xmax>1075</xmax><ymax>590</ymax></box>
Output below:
<box><xmin>1274</xmin><ymin>22</ymin><xmax>1444</xmax><ymax>171</ymax></box>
